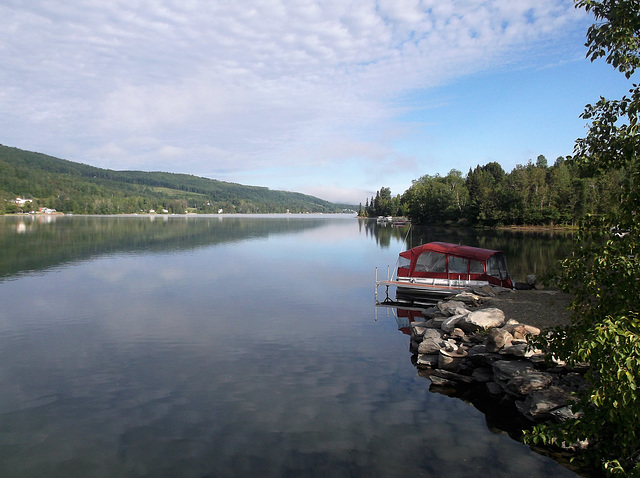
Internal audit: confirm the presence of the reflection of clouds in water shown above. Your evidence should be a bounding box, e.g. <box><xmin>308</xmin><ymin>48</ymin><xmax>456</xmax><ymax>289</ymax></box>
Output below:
<box><xmin>87</xmin><ymin>256</ymin><xmax>190</xmax><ymax>285</ymax></box>
<box><xmin>0</xmin><ymin>326</ymin><xmax>575</xmax><ymax>477</ymax></box>
<box><xmin>0</xmin><ymin>219</ymin><xmax>578</xmax><ymax>478</ymax></box>
<box><xmin>1</xmin><ymin>340</ymin><xmax>557</xmax><ymax>477</ymax></box>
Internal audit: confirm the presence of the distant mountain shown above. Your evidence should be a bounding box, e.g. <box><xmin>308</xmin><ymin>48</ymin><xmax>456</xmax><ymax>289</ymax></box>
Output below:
<box><xmin>0</xmin><ymin>145</ymin><xmax>355</xmax><ymax>214</ymax></box>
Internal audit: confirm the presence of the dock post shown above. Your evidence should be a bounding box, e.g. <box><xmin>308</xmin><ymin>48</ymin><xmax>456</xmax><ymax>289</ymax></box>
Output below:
<box><xmin>375</xmin><ymin>267</ymin><xmax>378</xmax><ymax>303</ymax></box>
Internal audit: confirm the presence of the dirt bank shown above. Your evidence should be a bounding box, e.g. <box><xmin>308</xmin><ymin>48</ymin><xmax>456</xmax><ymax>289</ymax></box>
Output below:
<box><xmin>485</xmin><ymin>289</ymin><xmax>573</xmax><ymax>330</ymax></box>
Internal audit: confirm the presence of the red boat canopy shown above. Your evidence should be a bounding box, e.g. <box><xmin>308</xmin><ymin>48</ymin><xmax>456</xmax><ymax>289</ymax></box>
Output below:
<box><xmin>399</xmin><ymin>242</ymin><xmax>503</xmax><ymax>263</ymax></box>
<box><xmin>397</xmin><ymin>241</ymin><xmax>513</xmax><ymax>289</ymax></box>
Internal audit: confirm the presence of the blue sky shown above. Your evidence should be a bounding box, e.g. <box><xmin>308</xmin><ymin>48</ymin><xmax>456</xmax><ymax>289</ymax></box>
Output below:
<box><xmin>0</xmin><ymin>0</ymin><xmax>633</xmax><ymax>204</ymax></box>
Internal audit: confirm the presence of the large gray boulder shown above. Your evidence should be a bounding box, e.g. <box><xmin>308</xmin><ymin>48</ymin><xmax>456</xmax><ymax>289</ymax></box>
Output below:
<box><xmin>437</xmin><ymin>300</ymin><xmax>470</xmax><ymax>316</ymax></box>
<box><xmin>441</xmin><ymin>314</ymin><xmax>466</xmax><ymax>333</ymax></box>
<box><xmin>492</xmin><ymin>360</ymin><xmax>534</xmax><ymax>382</ymax></box>
<box><xmin>423</xmin><ymin>328</ymin><xmax>444</xmax><ymax>340</ymax></box>
<box><xmin>515</xmin><ymin>386</ymin><xmax>576</xmax><ymax>421</ymax></box>
<box><xmin>504</xmin><ymin>371</ymin><xmax>554</xmax><ymax>396</ymax></box>
<box><xmin>418</xmin><ymin>337</ymin><xmax>447</xmax><ymax>355</ymax></box>
<box><xmin>460</xmin><ymin>308</ymin><xmax>505</xmax><ymax>332</ymax></box>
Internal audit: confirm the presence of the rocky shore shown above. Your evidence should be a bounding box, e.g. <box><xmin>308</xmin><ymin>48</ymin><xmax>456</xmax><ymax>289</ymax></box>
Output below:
<box><xmin>405</xmin><ymin>287</ymin><xmax>586</xmax><ymax>438</ymax></box>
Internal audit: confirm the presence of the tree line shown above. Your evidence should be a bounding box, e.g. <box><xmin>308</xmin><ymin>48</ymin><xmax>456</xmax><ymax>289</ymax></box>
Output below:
<box><xmin>360</xmin><ymin>154</ymin><xmax>623</xmax><ymax>227</ymax></box>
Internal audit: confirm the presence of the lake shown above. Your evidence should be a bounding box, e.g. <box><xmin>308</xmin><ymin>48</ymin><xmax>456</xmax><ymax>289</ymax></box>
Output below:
<box><xmin>0</xmin><ymin>215</ymin><xmax>578</xmax><ymax>478</ymax></box>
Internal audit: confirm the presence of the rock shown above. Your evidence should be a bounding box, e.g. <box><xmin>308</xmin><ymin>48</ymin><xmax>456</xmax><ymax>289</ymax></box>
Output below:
<box><xmin>515</xmin><ymin>386</ymin><xmax>575</xmax><ymax>421</ymax></box>
<box><xmin>550</xmin><ymin>405</ymin><xmax>581</xmax><ymax>422</ymax></box>
<box><xmin>471</xmin><ymin>367</ymin><xmax>493</xmax><ymax>383</ymax></box>
<box><xmin>417</xmin><ymin>354</ymin><xmax>439</xmax><ymax>367</ymax></box>
<box><xmin>451</xmin><ymin>328</ymin><xmax>465</xmax><ymax>339</ymax></box>
<box><xmin>486</xmin><ymin>328</ymin><xmax>513</xmax><ymax>352</ymax></box>
<box><xmin>442</xmin><ymin>339</ymin><xmax>459</xmax><ymax>352</ymax></box>
<box><xmin>471</xmin><ymin>285</ymin><xmax>495</xmax><ymax>297</ymax></box>
<box><xmin>504</xmin><ymin>371</ymin><xmax>554</xmax><ymax>396</ymax></box>
<box><xmin>437</xmin><ymin>300</ymin><xmax>469</xmax><ymax>316</ymax></box>
<box><xmin>493</xmin><ymin>360</ymin><xmax>534</xmax><ymax>382</ymax></box>
<box><xmin>433</xmin><ymin>369</ymin><xmax>474</xmax><ymax>385</ymax></box>
<box><xmin>560</xmin><ymin>372</ymin><xmax>588</xmax><ymax>393</ymax></box>
<box><xmin>422</xmin><ymin>328</ymin><xmax>443</xmax><ymax>340</ymax></box>
<box><xmin>503</xmin><ymin>323</ymin><xmax>541</xmax><ymax>339</ymax></box>
<box><xmin>428</xmin><ymin>375</ymin><xmax>458</xmax><ymax>388</ymax></box>
<box><xmin>421</xmin><ymin>306</ymin><xmax>440</xmax><ymax>318</ymax></box>
<box><xmin>460</xmin><ymin>308</ymin><xmax>505</xmax><ymax>332</ymax></box>
<box><xmin>500</xmin><ymin>343</ymin><xmax>542</xmax><ymax>358</ymax></box>
<box><xmin>486</xmin><ymin>381</ymin><xmax>503</xmax><ymax>395</ymax></box>
<box><xmin>424</xmin><ymin>317</ymin><xmax>446</xmax><ymax>329</ymax></box>
<box><xmin>466</xmin><ymin>344</ymin><xmax>504</xmax><ymax>366</ymax></box>
<box><xmin>452</xmin><ymin>291</ymin><xmax>483</xmax><ymax>306</ymax></box>
<box><xmin>515</xmin><ymin>281</ymin><xmax>533</xmax><ymax>290</ymax></box>
<box><xmin>438</xmin><ymin>348</ymin><xmax>468</xmax><ymax>372</ymax></box>
<box><xmin>418</xmin><ymin>337</ymin><xmax>447</xmax><ymax>355</ymax></box>
<box><xmin>401</xmin><ymin>299</ymin><xmax>589</xmax><ymax>428</ymax></box>
<box><xmin>441</xmin><ymin>314</ymin><xmax>466</xmax><ymax>333</ymax></box>
<box><xmin>411</xmin><ymin>323</ymin><xmax>427</xmax><ymax>338</ymax></box>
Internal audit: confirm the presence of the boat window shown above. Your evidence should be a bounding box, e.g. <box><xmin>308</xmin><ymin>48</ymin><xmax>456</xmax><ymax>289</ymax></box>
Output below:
<box><xmin>415</xmin><ymin>251</ymin><xmax>446</xmax><ymax>273</ymax></box>
<box><xmin>470</xmin><ymin>260</ymin><xmax>484</xmax><ymax>274</ymax></box>
<box><xmin>398</xmin><ymin>256</ymin><xmax>411</xmax><ymax>269</ymax></box>
<box><xmin>488</xmin><ymin>256</ymin><xmax>500</xmax><ymax>278</ymax></box>
<box><xmin>448</xmin><ymin>256</ymin><xmax>468</xmax><ymax>274</ymax></box>
<box><xmin>488</xmin><ymin>255</ymin><xmax>509</xmax><ymax>280</ymax></box>
<box><xmin>496</xmin><ymin>254</ymin><xmax>509</xmax><ymax>280</ymax></box>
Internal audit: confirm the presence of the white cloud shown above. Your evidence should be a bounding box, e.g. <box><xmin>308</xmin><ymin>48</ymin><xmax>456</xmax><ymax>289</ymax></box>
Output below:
<box><xmin>0</xmin><ymin>0</ymin><xmax>591</xmax><ymax>202</ymax></box>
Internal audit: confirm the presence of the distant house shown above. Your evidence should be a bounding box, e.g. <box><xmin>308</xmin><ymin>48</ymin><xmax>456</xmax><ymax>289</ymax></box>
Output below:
<box><xmin>38</xmin><ymin>207</ymin><xmax>56</xmax><ymax>214</ymax></box>
<box><xmin>14</xmin><ymin>197</ymin><xmax>31</xmax><ymax>205</ymax></box>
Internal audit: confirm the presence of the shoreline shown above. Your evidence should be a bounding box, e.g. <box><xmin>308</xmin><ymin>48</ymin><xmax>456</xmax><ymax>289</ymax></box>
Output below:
<box><xmin>485</xmin><ymin>288</ymin><xmax>573</xmax><ymax>330</ymax></box>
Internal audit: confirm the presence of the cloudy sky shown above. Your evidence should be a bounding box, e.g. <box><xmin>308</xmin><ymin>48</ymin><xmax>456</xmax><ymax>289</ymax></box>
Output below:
<box><xmin>0</xmin><ymin>0</ymin><xmax>632</xmax><ymax>204</ymax></box>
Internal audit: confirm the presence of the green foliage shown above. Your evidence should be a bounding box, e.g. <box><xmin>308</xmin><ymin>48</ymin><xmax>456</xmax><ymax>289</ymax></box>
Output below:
<box><xmin>577</xmin><ymin>0</ymin><xmax>640</xmax><ymax>78</ymax></box>
<box><xmin>0</xmin><ymin>145</ymin><xmax>352</xmax><ymax>214</ymax></box>
<box><xmin>524</xmin><ymin>1</ymin><xmax>640</xmax><ymax>475</ymax></box>
<box><xmin>363</xmin><ymin>186</ymin><xmax>404</xmax><ymax>217</ymax></box>
<box><xmin>386</xmin><ymin>156</ymin><xmax>621</xmax><ymax>227</ymax></box>
<box><xmin>402</xmin><ymin>169</ymin><xmax>468</xmax><ymax>224</ymax></box>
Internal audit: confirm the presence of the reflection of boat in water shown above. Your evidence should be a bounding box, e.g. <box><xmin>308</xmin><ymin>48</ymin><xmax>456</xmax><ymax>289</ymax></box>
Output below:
<box><xmin>376</xmin><ymin>216</ymin><xmax>409</xmax><ymax>227</ymax></box>
<box><xmin>394</xmin><ymin>307</ymin><xmax>426</xmax><ymax>335</ymax></box>
<box><xmin>376</xmin><ymin>242</ymin><xmax>513</xmax><ymax>304</ymax></box>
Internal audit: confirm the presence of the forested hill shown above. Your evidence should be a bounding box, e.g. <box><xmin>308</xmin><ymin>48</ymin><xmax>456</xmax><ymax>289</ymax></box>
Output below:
<box><xmin>0</xmin><ymin>145</ymin><xmax>354</xmax><ymax>214</ymax></box>
<box><xmin>362</xmin><ymin>155</ymin><xmax>624</xmax><ymax>228</ymax></box>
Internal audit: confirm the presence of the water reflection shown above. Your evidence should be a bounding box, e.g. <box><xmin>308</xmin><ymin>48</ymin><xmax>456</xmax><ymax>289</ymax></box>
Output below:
<box><xmin>362</xmin><ymin>218</ymin><xmax>576</xmax><ymax>282</ymax></box>
<box><xmin>0</xmin><ymin>215</ymin><xmax>346</xmax><ymax>280</ymax></box>
<box><xmin>0</xmin><ymin>215</ymin><xmax>579</xmax><ymax>477</ymax></box>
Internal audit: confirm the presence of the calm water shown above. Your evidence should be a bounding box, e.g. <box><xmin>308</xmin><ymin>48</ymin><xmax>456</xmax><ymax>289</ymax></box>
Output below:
<box><xmin>0</xmin><ymin>215</ymin><xmax>578</xmax><ymax>478</ymax></box>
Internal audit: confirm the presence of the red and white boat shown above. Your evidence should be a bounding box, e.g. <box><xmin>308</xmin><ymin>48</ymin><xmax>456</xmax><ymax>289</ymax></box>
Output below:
<box><xmin>376</xmin><ymin>241</ymin><xmax>514</xmax><ymax>303</ymax></box>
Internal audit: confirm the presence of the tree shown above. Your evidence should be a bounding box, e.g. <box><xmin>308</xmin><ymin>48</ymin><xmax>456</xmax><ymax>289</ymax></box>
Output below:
<box><xmin>401</xmin><ymin>172</ymin><xmax>470</xmax><ymax>224</ymax></box>
<box><xmin>536</xmin><ymin>154</ymin><xmax>548</xmax><ymax>169</ymax></box>
<box><xmin>525</xmin><ymin>1</ymin><xmax>640</xmax><ymax>475</ymax></box>
<box><xmin>465</xmin><ymin>163</ymin><xmax>507</xmax><ymax>226</ymax></box>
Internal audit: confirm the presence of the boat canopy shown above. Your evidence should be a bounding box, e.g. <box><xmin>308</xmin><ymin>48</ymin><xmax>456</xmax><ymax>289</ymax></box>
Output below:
<box><xmin>397</xmin><ymin>241</ymin><xmax>513</xmax><ymax>288</ymax></box>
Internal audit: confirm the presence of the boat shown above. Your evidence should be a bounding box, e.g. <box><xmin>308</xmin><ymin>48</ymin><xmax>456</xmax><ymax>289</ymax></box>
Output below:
<box><xmin>375</xmin><ymin>241</ymin><xmax>514</xmax><ymax>303</ymax></box>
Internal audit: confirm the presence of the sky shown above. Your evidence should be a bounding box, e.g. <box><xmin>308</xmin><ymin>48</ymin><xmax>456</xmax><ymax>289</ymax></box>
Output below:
<box><xmin>0</xmin><ymin>0</ymin><xmax>634</xmax><ymax>205</ymax></box>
